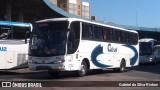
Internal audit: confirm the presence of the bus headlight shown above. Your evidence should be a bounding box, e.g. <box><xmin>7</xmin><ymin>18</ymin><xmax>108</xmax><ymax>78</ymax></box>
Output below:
<box><xmin>28</xmin><ymin>57</ymin><xmax>33</xmax><ymax>63</ymax></box>
<box><xmin>150</xmin><ymin>58</ymin><xmax>153</xmax><ymax>62</ymax></box>
<box><xmin>54</xmin><ymin>59</ymin><xmax>65</xmax><ymax>64</ymax></box>
<box><xmin>28</xmin><ymin>60</ymin><xmax>33</xmax><ymax>63</ymax></box>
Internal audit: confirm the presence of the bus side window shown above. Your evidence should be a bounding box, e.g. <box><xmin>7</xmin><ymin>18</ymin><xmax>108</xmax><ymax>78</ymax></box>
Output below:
<box><xmin>68</xmin><ymin>21</ymin><xmax>80</xmax><ymax>54</ymax></box>
<box><xmin>109</xmin><ymin>29</ymin><xmax>113</xmax><ymax>42</ymax></box>
<box><xmin>82</xmin><ymin>23</ymin><xmax>89</xmax><ymax>39</ymax></box>
<box><xmin>133</xmin><ymin>33</ymin><xmax>138</xmax><ymax>45</ymax></box>
<box><xmin>104</xmin><ymin>28</ymin><xmax>111</xmax><ymax>41</ymax></box>
<box><xmin>93</xmin><ymin>25</ymin><xmax>103</xmax><ymax>40</ymax></box>
<box><xmin>124</xmin><ymin>31</ymin><xmax>127</xmax><ymax>44</ymax></box>
<box><xmin>82</xmin><ymin>23</ymin><xmax>86</xmax><ymax>39</ymax></box>
<box><xmin>82</xmin><ymin>23</ymin><xmax>94</xmax><ymax>40</ymax></box>
<box><xmin>68</xmin><ymin>33</ymin><xmax>74</xmax><ymax>49</ymax></box>
<box><xmin>103</xmin><ymin>28</ymin><xmax>107</xmax><ymax>41</ymax></box>
<box><xmin>128</xmin><ymin>32</ymin><xmax>134</xmax><ymax>44</ymax></box>
<box><xmin>98</xmin><ymin>27</ymin><xmax>103</xmax><ymax>40</ymax></box>
<box><xmin>113</xmin><ymin>29</ymin><xmax>120</xmax><ymax>42</ymax></box>
<box><xmin>0</xmin><ymin>25</ymin><xmax>12</xmax><ymax>39</ymax></box>
<box><xmin>120</xmin><ymin>31</ymin><xmax>125</xmax><ymax>43</ymax></box>
<box><xmin>89</xmin><ymin>25</ymin><xmax>93</xmax><ymax>39</ymax></box>
<box><xmin>13</xmin><ymin>26</ymin><xmax>30</xmax><ymax>39</ymax></box>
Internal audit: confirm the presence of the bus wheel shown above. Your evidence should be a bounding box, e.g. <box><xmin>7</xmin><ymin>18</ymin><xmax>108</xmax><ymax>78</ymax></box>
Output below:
<box><xmin>77</xmin><ymin>61</ymin><xmax>88</xmax><ymax>77</ymax></box>
<box><xmin>119</xmin><ymin>60</ymin><xmax>126</xmax><ymax>72</ymax></box>
<box><xmin>48</xmin><ymin>71</ymin><xmax>60</xmax><ymax>76</ymax></box>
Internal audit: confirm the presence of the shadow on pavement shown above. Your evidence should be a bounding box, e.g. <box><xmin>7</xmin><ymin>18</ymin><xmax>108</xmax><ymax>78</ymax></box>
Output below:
<box><xmin>2</xmin><ymin>62</ymin><xmax>159</xmax><ymax>80</ymax></box>
<box><xmin>19</xmin><ymin>69</ymin><xmax>129</xmax><ymax>80</ymax></box>
<box><xmin>0</xmin><ymin>71</ymin><xmax>19</xmax><ymax>75</ymax></box>
<box><xmin>130</xmin><ymin>62</ymin><xmax>160</xmax><ymax>74</ymax></box>
<box><xmin>0</xmin><ymin>68</ymin><xmax>131</xmax><ymax>80</ymax></box>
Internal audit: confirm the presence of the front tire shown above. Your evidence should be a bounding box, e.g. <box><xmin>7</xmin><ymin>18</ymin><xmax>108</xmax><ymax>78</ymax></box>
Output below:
<box><xmin>113</xmin><ymin>60</ymin><xmax>126</xmax><ymax>72</ymax></box>
<box><xmin>119</xmin><ymin>60</ymin><xmax>126</xmax><ymax>72</ymax></box>
<box><xmin>77</xmin><ymin>61</ymin><xmax>88</xmax><ymax>77</ymax></box>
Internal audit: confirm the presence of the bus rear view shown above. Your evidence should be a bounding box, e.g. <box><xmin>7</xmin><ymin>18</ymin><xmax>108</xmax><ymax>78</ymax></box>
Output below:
<box><xmin>0</xmin><ymin>21</ymin><xmax>32</xmax><ymax>70</ymax></box>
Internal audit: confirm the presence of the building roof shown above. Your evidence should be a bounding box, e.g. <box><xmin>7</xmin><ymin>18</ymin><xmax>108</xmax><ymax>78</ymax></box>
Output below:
<box><xmin>115</xmin><ymin>24</ymin><xmax>160</xmax><ymax>32</ymax></box>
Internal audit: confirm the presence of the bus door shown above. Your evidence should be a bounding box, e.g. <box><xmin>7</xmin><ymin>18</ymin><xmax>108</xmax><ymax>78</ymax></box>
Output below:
<box><xmin>67</xmin><ymin>21</ymin><xmax>80</xmax><ymax>70</ymax></box>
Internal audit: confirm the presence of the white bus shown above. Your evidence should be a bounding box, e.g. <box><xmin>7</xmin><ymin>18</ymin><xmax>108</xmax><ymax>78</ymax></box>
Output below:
<box><xmin>139</xmin><ymin>38</ymin><xmax>160</xmax><ymax>63</ymax></box>
<box><xmin>0</xmin><ymin>21</ymin><xmax>32</xmax><ymax>70</ymax></box>
<box><xmin>28</xmin><ymin>18</ymin><xmax>139</xmax><ymax>77</ymax></box>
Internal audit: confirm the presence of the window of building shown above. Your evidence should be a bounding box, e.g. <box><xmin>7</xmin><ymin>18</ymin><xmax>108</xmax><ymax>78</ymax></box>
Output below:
<box><xmin>63</xmin><ymin>4</ymin><xmax>66</xmax><ymax>8</ymax></box>
<box><xmin>78</xmin><ymin>11</ymin><xmax>81</xmax><ymax>15</ymax></box>
<box><xmin>78</xmin><ymin>5</ymin><xmax>81</xmax><ymax>9</ymax></box>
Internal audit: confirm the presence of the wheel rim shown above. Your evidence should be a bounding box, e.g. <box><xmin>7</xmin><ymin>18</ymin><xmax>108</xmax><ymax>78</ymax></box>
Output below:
<box><xmin>80</xmin><ymin>64</ymin><xmax>86</xmax><ymax>75</ymax></box>
<box><xmin>121</xmin><ymin>65</ymin><xmax>124</xmax><ymax>71</ymax></box>
<box><xmin>120</xmin><ymin>61</ymin><xmax>125</xmax><ymax>71</ymax></box>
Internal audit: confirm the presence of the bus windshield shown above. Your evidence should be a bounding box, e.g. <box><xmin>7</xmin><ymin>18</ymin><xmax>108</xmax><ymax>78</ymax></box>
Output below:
<box><xmin>139</xmin><ymin>42</ymin><xmax>152</xmax><ymax>55</ymax></box>
<box><xmin>30</xmin><ymin>21</ymin><xmax>69</xmax><ymax>57</ymax></box>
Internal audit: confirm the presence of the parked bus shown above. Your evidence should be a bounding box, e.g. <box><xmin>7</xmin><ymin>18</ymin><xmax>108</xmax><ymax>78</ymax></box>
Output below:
<box><xmin>0</xmin><ymin>21</ymin><xmax>32</xmax><ymax>70</ymax></box>
<box><xmin>153</xmin><ymin>45</ymin><xmax>160</xmax><ymax>62</ymax></box>
<box><xmin>139</xmin><ymin>38</ymin><xmax>160</xmax><ymax>63</ymax></box>
<box><xmin>28</xmin><ymin>18</ymin><xmax>139</xmax><ymax>77</ymax></box>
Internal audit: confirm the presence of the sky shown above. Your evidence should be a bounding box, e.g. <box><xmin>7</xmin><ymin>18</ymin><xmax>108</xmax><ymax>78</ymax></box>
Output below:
<box><xmin>83</xmin><ymin>0</ymin><xmax>160</xmax><ymax>28</ymax></box>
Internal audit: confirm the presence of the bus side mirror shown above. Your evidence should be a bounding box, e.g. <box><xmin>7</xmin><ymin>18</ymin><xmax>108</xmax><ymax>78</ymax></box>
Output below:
<box><xmin>25</xmin><ymin>31</ymin><xmax>30</xmax><ymax>44</ymax></box>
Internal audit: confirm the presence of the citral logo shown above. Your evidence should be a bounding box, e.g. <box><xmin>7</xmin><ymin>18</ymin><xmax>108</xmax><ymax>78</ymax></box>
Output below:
<box><xmin>108</xmin><ymin>43</ymin><xmax>118</xmax><ymax>52</ymax></box>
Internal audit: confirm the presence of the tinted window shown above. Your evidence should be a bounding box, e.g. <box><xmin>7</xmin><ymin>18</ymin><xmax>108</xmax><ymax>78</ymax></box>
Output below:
<box><xmin>0</xmin><ymin>25</ymin><xmax>12</xmax><ymax>39</ymax></box>
<box><xmin>13</xmin><ymin>26</ymin><xmax>30</xmax><ymax>39</ymax></box>
<box><xmin>0</xmin><ymin>25</ymin><xmax>31</xmax><ymax>39</ymax></box>
<box><xmin>67</xmin><ymin>21</ymin><xmax>80</xmax><ymax>54</ymax></box>
<box><xmin>82</xmin><ymin>23</ymin><xmax>90</xmax><ymax>39</ymax></box>
<box><xmin>81</xmin><ymin>22</ymin><xmax>138</xmax><ymax>45</ymax></box>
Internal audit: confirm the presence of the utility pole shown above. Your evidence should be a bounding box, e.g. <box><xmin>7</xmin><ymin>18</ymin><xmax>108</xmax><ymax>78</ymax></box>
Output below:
<box><xmin>135</xmin><ymin>11</ymin><xmax>138</xmax><ymax>27</ymax></box>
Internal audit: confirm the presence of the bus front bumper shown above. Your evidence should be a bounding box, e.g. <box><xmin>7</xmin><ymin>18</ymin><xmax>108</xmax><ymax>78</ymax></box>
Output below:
<box><xmin>139</xmin><ymin>58</ymin><xmax>155</xmax><ymax>63</ymax></box>
<box><xmin>28</xmin><ymin>63</ymin><xmax>65</xmax><ymax>71</ymax></box>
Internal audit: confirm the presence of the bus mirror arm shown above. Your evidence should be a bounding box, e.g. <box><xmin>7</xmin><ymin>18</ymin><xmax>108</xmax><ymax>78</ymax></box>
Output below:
<box><xmin>25</xmin><ymin>31</ymin><xmax>30</xmax><ymax>44</ymax></box>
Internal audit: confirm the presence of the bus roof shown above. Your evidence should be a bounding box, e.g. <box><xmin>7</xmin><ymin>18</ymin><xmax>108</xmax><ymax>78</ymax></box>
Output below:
<box><xmin>36</xmin><ymin>18</ymin><xmax>138</xmax><ymax>33</ymax></box>
<box><xmin>0</xmin><ymin>20</ymin><xmax>31</xmax><ymax>27</ymax></box>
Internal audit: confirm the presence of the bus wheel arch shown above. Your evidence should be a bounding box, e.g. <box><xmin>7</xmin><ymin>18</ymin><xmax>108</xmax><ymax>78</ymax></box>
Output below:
<box><xmin>77</xmin><ymin>58</ymin><xmax>90</xmax><ymax>77</ymax></box>
<box><xmin>82</xmin><ymin>58</ymin><xmax>90</xmax><ymax>70</ymax></box>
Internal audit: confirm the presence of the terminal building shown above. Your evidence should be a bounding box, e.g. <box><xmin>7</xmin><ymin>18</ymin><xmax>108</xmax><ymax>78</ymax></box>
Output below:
<box><xmin>50</xmin><ymin>0</ymin><xmax>90</xmax><ymax>19</ymax></box>
<box><xmin>0</xmin><ymin>0</ymin><xmax>160</xmax><ymax>40</ymax></box>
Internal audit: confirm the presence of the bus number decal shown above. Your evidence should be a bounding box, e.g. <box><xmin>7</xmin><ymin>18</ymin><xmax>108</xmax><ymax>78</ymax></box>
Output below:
<box><xmin>0</xmin><ymin>47</ymin><xmax>7</xmax><ymax>51</ymax></box>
